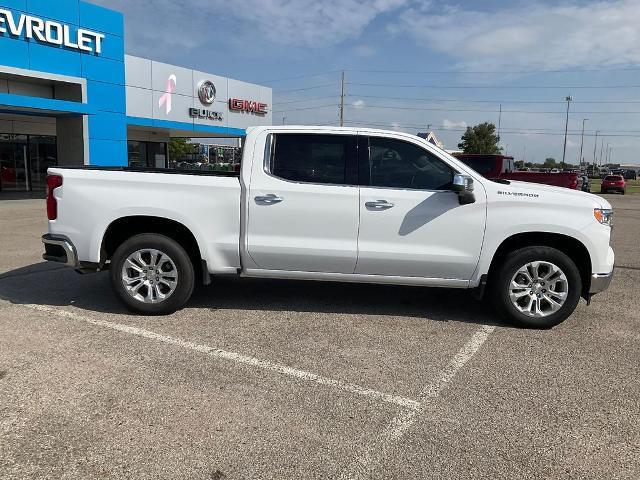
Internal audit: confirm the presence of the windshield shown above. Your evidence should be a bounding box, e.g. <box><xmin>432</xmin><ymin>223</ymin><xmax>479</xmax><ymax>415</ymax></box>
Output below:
<box><xmin>605</xmin><ymin>175</ymin><xmax>622</xmax><ymax>181</ymax></box>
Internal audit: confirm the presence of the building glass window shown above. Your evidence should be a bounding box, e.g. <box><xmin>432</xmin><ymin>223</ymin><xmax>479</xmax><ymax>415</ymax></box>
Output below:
<box><xmin>128</xmin><ymin>141</ymin><xmax>167</xmax><ymax>168</ymax></box>
<box><xmin>0</xmin><ymin>134</ymin><xmax>57</xmax><ymax>192</ymax></box>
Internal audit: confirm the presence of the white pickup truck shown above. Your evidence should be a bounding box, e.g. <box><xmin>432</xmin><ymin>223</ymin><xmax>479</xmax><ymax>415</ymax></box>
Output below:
<box><xmin>42</xmin><ymin>126</ymin><xmax>614</xmax><ymax>328</ymax></box>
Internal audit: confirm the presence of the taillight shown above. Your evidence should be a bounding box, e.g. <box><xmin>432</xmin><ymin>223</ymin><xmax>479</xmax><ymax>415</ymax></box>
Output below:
<box><xmin>46</xmin><ymin>174</ymin><xmax>63</xmax><ymax>220</ymax></box>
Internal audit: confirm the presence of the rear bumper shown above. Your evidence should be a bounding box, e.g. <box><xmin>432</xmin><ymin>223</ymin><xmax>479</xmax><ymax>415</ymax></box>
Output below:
<box><xmin>589</xmin><ymin>269</ymin><xmax>614</xmax><ymax>295</ymax></box>
<box><xmin>42</xmin><ymin>234</ymin><xmax>78</xmax><ymax>267</ymax></box>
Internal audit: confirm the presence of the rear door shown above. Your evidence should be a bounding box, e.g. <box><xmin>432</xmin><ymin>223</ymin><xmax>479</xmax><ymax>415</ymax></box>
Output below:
<box><xmin>246</xmin><ymin>132</ymin><xmax>360</xmax><ymax>273</ymax></box>
<box><xmin>356</xmin><ymin>134</ymin><xmax>487</xmax><ymax>280</ymax></box>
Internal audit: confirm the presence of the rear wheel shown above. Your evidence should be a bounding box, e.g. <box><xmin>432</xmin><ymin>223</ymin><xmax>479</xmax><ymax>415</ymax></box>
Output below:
<box><xmin>110</xmin><ymin>234</ymin><xmax>195</xmax><ymax>315</ymax></box>
<box><xmin>491</xmin><ymin>246</ymin><xmax>582</xmax><ymax>328</ymax></box>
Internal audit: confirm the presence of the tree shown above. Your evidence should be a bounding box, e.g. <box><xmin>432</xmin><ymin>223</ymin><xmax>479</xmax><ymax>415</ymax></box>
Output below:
<box><xmin>168</xmin><ymin>138</ymin><xmax>192</xmax><ymax>162</ymax></box>
<box><xmin>458</xmin><ymin>122</ymin><xmax>501</xmax><ymax>154</ymax></box>
<box><xmin>543</xmin><ymin>157</ymin><xmax>557</xmax><ymax>168</ymax></box>
<box><xmin>515</xmin><ymin>160</ymin><xmax>524</xmax><ymax>170</ymax></box>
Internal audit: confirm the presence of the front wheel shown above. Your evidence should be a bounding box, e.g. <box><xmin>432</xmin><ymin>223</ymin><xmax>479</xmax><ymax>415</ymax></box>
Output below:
<box><xmin>491</xmin><ymin>246</ymin><xmax>582</xmax><ymax>328</ymax></box>
<box><xmin>110</xmin><ymin>234</ymin><xmax>195</xmax><ymax>315</ymax></box>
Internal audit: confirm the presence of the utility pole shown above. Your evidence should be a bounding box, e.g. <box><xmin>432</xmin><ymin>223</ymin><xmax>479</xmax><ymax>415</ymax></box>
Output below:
<box><xmin>609</xmin><ymin>145</ymin><xmax>614</xmax><ymax>164</ymax></box>
<box><xmin>578</xmin><ymin>118</ymin><xmax>588</xmax><ymax>165</ymax></box>
<box><xmin>282</xmin><ymin>116</ymin><xmax>286</xmax><ymax>125</ymax></box>
<box><xmin>498</xmin><ymin>104</ymin><xmax>502</xmax><ymax>137</ymax></box>
<box><xmin>592</xmin><ymin>130</ymin><xmax>599</xmax><ymax>164</ymax></box>
<box><xmin>339</xmin><ymin>70</ymin><xmax>345</xmax><ymax>127</ymax></box>
<box><xmin>606</xmin><ymin>143</ymin><xmax>612</xmax><ymax>164</ymax></box>
<box><xmin>561</xmin><ymin>96</ymin><xmax>572</xmax><ymax>169</ymax></box>
<box><xmin>599</xmin><ymin>139</ymin><xmax>604</xmax><ymax>166</ymax></box>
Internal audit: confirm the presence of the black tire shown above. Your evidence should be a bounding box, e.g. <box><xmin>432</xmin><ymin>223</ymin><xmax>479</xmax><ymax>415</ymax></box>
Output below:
<box><xmin>490</xmin><ymin>246</ymin><xmax>582</xmax><ymax>329</ymax></box>
<box><xmin>109</xmin><ymin>234</ymin><xmax>195</xmax><ymax>315</ymax></box>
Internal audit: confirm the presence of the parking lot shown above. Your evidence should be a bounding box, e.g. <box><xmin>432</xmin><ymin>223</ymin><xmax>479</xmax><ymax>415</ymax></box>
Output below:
<box><xmin>0</xmin><ymin>195</ymin><xmax>638</xmax><ymax>480</ymax></box>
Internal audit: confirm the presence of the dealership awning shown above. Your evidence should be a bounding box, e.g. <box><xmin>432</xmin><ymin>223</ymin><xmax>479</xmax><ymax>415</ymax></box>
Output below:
<box><xmin>0</xmin><ymin>93</ymin><xmax>95</xmax><ymax>117</ymax></box>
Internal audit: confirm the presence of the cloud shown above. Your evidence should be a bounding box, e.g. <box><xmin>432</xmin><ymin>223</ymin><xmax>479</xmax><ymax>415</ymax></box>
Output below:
<box><xmin>354</xmin><ymin>45</ymin><xmax>376</xmax><ymax>58</ymax></box>
<box><xmin>442</xmin><ymin>119</ymin><xmax>467</xmax><ymax>129</ymax></box>
<box><xmin>397</xmin><ymin>0</ymin><xmax>640</xmax><ymax>69</ymax></box>
<box><xmin>94</xmin><ymin>0</ymin><xmax>409</xmax><ymax>52</ymax></box>
<box><xmin>352</xmin><ymin>99</ymin><xmax>367</xmax><ymax>109</ymax></box>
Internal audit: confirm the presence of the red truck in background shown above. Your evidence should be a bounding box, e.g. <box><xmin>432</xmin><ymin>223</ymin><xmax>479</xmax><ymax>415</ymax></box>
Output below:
<box><xmin>452</xmin><ymin>154</ymin><xmax>580</xmax><ymax>190</ymax></box>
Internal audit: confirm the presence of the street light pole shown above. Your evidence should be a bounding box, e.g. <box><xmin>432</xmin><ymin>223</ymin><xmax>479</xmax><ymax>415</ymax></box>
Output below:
<box><xmin>561</xmin><ymin>96</ymin><xmax>572</xmax><ymax>169</ymax></box>
<box><xmin>599</xmin><ymin>139</ymin><xmax>604</xmax><ymax>166</ymax></box>
<box><xmin>592</xmin><ymin>130</ymin><xmax>599</xmax><ymax>164</ymax></box>
<box><xmin>578</xmin><ymin>118</ymin><xmax>588</xmax><ymax>165</ymax></box>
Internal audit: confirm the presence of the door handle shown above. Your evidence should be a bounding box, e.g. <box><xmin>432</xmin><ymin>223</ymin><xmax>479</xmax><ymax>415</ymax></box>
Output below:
<box><xmin>365</xmin><ymin>199</ymin><xmax>394</xmax><ymax>210</ymax></box>
<box><xmin>255</xmin><ymin>194</ymin><xmax>284</xmax><ymax>204</ymax></box>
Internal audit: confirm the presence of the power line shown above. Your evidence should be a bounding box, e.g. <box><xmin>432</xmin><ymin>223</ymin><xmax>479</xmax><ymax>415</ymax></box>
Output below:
<box><xmin>344</xmin><ymin>94</ymin><xmax>640</xmax><ymax>105</ymax></box>
<box><xmin>343</xmin><ymin>103</ymin><xmax>640</xmax><ymax>114</ymax></box>
<box><xmin>274</xmin><ymin>84</ymin><xmax>336</xmax><ymax>94</ymax></box>
<box><xmin>344</xmin><ymin>66</ymin><xmax>640</xmax><ymax>75</ymax></box>
<box><xmin>258</xmin><ymin>70</ymin><xmax>341</xmax><ymax>83</ymax></box>
<box><xmin>344</xmin><ymin>119</ymin><xmax>640</xmax><ymax>137</ymax></box>
<box><xmin>272</xmin><ymin>104</ymin><xmax>337</xmax><ymax>113</ymax></box>
<box><xmin>272</xmin><ymin>95</ymin><xmax>338</xmax><ymax>105</ymax></box>
<box><xmin>347</xmin><ymin>82</ymin><xmax>640</xmax><ymax>89</ymax></box>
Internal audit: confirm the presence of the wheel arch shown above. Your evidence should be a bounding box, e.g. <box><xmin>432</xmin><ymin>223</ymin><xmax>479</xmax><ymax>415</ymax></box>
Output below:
<box><xmin>487</xmin><ymin>232</ymin><xmax>592</xmax><ymax>299</ymax></box>
<box><xmin>101</xmin><ymin>216</ymin><xmax>207</xmax><ymax>283</ymax></box>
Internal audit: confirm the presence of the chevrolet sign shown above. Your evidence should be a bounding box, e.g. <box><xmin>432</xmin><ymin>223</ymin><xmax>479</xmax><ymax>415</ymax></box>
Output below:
<box><xmin>0</xmin><ymin>9</ymin><xmax>105</xmax><ymax>54</ymax></box>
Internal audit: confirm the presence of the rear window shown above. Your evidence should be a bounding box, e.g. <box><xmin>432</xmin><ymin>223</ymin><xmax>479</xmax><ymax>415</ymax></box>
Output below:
<box><xmin>270</xmin><ymin>134</ymin><xmax>356</xmax><ymax>185</ymax></box>
<box><xmin>605</xmin><ymin>175</ymin><xmax>623</xmax><ymax>181</ymax></box>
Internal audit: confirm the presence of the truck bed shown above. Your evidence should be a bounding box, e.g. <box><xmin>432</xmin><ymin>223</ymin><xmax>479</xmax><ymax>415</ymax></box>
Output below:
<box><xmin>47</xmin><ymin>166</ymin><xmax>242</xmax><ymax>274</ymax></box>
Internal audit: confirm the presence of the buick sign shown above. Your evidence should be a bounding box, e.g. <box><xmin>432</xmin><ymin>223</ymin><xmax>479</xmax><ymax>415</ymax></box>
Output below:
<box><xmin>197</xmin><ymin>80</ymin><xmax>216</xmax><ymax>106</ymax></box>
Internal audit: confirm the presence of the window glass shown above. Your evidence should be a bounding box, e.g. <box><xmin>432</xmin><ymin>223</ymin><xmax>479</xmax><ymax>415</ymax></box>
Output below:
<box><xmin>369</xmin><ymin>137</ymin><xmax>454</xmax><ymax>190</ymax></box>
<box><xmin>127</xmin><ymin>141</ymin><xmax>147</xmax><ymax>168</ymax></box>
<box><xmin>272</xmin><ymin>134</ymin><xmax>353</xmax><ymax>184</ymax></box>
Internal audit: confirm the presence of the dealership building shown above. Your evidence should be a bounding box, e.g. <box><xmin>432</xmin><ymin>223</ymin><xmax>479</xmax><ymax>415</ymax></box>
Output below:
<box><xmin>0</xmin><ymin>0</ymin><xmax>272</xmax><ymax>192</ymax></box>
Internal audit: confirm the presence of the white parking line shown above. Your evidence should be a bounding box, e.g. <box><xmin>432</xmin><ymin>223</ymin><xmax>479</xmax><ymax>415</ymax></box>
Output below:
<box><xmin>341</xmin><ymin>324</ymin><xmax>496</xmax><ymax>480</ymax></box>
<box><xmin>16</xmin><ymin>303</ymin><xmax>420</xmax><ymax>410</ymax></box>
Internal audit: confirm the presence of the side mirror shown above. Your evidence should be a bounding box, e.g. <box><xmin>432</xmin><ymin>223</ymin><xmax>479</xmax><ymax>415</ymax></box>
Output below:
<box><xmin>452</xmin><ymin>174</ymin><xmax>475</xmax><ymax>205</ymax></box>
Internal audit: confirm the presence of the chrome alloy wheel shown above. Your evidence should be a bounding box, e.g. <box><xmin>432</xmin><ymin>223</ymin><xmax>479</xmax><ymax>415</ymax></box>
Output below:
<box><xmin>121</xmin><ymin>249</ymin><xmax>178</xmax><ymax>304</ymax></box>
<box><xmin>509</xmin><ymin>261</ymin><xmax>569</xmax><ymax>318</ymax></box>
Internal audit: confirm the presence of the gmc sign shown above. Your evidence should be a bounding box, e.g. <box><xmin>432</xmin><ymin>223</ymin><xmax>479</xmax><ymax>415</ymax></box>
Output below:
<box><xmin>229</xmin><ymin>98</ymin><xmax>268</xmax><ymax>116</ymax></box>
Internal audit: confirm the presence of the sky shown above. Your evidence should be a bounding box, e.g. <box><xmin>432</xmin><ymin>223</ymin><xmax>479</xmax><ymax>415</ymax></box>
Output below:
<box><xmin>91</xmin><ymin>0</ymin><xmax>640</xmax><ymax>165</ymax></box>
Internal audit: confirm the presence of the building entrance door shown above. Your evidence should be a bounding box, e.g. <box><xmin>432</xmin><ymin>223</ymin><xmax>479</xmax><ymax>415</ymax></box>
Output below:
<box><xmin>0</xmin><ymin>134</ymin><xmax>57</xmax><ymax>192</ymax></box>
<box><xmin>0</xmin><ymin>134</ymin><xmax>28</xmax><ymax>191</ymax></box>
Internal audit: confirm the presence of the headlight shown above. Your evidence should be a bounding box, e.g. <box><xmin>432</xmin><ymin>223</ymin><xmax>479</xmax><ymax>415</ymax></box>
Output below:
<box><xmin>594</xmin><ymin>208</ymin><xmax>613</xmax><ymax>226</ymax></box>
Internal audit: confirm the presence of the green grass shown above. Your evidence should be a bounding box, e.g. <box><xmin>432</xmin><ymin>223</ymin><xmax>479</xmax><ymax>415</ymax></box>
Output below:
<box><xmin>591</xmin><ymin>178</ymin><xmax>640</xmax><ymax>195</ymax></box>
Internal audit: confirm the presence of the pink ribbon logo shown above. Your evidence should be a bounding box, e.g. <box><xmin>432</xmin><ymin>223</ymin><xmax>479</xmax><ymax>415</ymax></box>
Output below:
<box><xmin>159</xmin><ymin>74</ymin><xmax>177</xmax><ymax>115</ymax></box>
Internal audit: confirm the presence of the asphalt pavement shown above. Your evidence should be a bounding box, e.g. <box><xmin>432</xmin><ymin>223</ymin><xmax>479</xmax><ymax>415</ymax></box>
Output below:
<box><xmin>0</xmin><ymin>195</ymin><xmax>638</xmax><ymax>479</ymax></box>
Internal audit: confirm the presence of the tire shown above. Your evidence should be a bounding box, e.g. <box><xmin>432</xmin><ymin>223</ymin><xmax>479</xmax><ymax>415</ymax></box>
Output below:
<box><xmin>109</xmin><ymin>233</ymin><xmax>195</xmax><ymax>315</ymax></box>
<box><xmin>490</xmin><ymin>246</ymin><xmax>582</xmax><ymax>329</ymax></box>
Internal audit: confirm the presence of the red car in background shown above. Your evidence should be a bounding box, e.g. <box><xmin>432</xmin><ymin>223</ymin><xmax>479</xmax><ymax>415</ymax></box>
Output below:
<box><xmin>600</xmin><ymin>175</ymin><xmax>626</xmax><ymax>195</ymax></box>
<box><xmin>452</xmin><ymin>154</ymin><xmax>580</xmax><ymax>190</ymax></box>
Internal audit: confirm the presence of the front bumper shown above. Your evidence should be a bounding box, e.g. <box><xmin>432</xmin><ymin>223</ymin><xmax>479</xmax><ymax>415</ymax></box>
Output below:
<box><xmin>42</xmin><ymin>234</ymin><xmax>78</xmax><ymax>267</ymax></box>
<box><xmin>589</xmin><ymin>268</ymin><xmax>614</xmax><ymax>295</ymax></box>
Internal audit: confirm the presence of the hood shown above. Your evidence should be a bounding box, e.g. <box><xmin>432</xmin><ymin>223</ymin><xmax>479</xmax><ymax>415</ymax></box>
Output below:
<box><xmin>504</xmin><ymin>180</ymin><xmax>612</xmax><ymax>209</ymax></box>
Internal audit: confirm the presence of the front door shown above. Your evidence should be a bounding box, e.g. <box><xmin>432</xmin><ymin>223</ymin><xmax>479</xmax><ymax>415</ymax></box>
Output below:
<box><xmin>356</xmin><ymin>135</ymin><xmax>487</xmax><ymax>280</ymax></box>
<box><xmin>247</xmin><ymin>132</ymin><xmax>360</xmax><ymax>274</ymax></box>
<box><xmin>0</xmin><ymin>134</ymin><xmax>28</xmax><ymax>192</ymax></box>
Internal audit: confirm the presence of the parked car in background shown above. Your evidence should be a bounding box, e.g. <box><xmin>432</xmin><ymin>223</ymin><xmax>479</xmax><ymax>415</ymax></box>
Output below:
<box><xmin>623</xmin><ymin>169</ymin><xmax>637</xmax><ymax>180</ymax></box>
<box><xmin>453</xmin><ymin>154</ymin><xmax>580</xmax><ymax>190</ymax></box>
<box><xmin>601</xmin><ymin>175</ymin><xmax>626</xmax><ymax>194</ymax></box>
